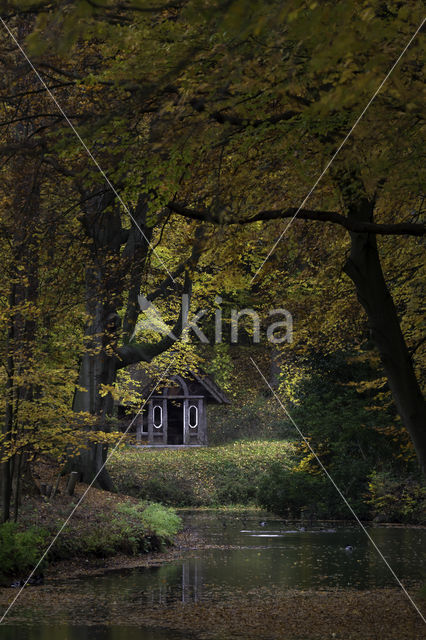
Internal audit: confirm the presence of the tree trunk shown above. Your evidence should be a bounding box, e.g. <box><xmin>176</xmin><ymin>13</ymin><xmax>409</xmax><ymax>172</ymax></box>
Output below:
<box><xmin>71</xmin><ymin>263</ymin><xmax>119</xmax><ymax>491</ymax></box>
<box><xmin>1</xmin><ymin>285</ymin><xmax>15</xmax><ymax>522</ymax></box>
<box><xmin>1</xmin><ymin>409</ymin><xmax>12</xmax><ymax>523</ymax></box>
<box><xmin>340</xmin><ymin>180</ymin><xmax>426</xmax><ymax>473</ymax></box>
<box><xmin>70</xmin><ymin>193</ymin><xmax>202</xmax><ymax>490</ymax></box>
<box><xmin>69</xmin><ymin>191</ymin><xmax>126</xmax><ymax>490</ymax></box>
<box><xmin>72</xmin><ymin>347</ymin><xmax>117</xmax><ymax>491</ymax></box>
<box><xmin>13</xmin><ymin>452</ymin><xmax>23</xmax><ymax>522</ymax></box>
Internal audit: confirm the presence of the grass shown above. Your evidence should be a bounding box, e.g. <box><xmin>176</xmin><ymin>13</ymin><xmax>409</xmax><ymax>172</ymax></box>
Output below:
<box><xmin>108</xmin><ymin>440</ymin><xmax>296</xmax><ymax>507</ymax></box>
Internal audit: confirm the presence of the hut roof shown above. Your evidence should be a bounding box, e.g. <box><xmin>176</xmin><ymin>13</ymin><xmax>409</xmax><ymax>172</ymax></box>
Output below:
<box><xmin>191</xmin><ymin>370</ymin><xmax>230</xmax><ymax>404</ymax></box>
<box><xmin>117</xmin><ymin>366</ymin><xmax>230</xmax><ymax>405</ymax></box>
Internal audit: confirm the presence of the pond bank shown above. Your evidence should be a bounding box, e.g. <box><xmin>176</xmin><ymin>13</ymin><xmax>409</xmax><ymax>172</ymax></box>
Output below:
<box><xmin>1</xmin><ymin>511</ymin><xmax>425</xmax><ymax>639</ymax></box>
<box><xmin>42</xmin><ymin>526</ymin><xmax>203</xmax><ymax>581</ymax></box>
<box><xmin>0</xmin><ymin>482</ymin><xmax>181</xmax><ymax>587</ymax></box>
<box><xmin>4</xmin><ymin>509</ymin><xmax>426</xmax><ymax>584</ymax></box>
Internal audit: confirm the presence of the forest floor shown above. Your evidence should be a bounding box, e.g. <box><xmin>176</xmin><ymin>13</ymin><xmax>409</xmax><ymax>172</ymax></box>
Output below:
<box><xmin>18</xmin><ymin>471</ymin><xmax>141</xmax><ymax>531</ymax></box>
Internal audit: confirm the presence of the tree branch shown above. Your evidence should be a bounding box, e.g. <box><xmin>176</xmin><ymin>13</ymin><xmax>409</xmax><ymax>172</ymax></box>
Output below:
<box><xmin>116</xmin><ymin>224</ymin><xmax>206</xmax><ymax>368</ymax></box>
<box><xmin>147</xmin><ymin>260</ymin><xmax>189</xmax><ymax>302</ymax></box>
<box><xmin>189</xmin><ymin>98</ymin><xmax>298</xmax><ymax>128</ymax></box>
<box><xmin>115</xmin><ymin>269</ymin><xmax>192</xmax><ymax>368</ymax></box>
<box><xmin>167</xmin><ymin>202</ymin><xmax>425</xmax><ymax>236</ymax></box>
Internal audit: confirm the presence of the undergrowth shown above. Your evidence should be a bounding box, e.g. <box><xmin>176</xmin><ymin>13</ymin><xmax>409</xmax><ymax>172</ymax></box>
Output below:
<box><xmin>0</xmin><ymin>523</ymin><xmax>48</xmax><ymax>586</ymax></box>
<box><xmin>108</xmin><ymin>441</ymin><xmax>295</xmax><ymax>507</ymax></box>
<box><xmin>0</xmin><ymin>500</ymin><xmax>181</xmax><ymax>585</ymax></box>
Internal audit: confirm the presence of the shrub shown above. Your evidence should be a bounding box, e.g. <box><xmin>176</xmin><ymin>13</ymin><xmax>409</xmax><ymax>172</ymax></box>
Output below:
<box><xmin>208</xmin><ymin>397</ymin><xmax>294</xmax><ymax>445</ymax></box>
<box><xmin>0</xmin><ymin>522</ymin><xmax>48</xmax><ymax>585</ymax></box>
<box><xmin>367</xmin><ymin>471</ymin><xmax>426</xmax><ymax>524</ymax></box>
<box><xmin>257</xmin><ymin>462</ymin><xmax>373</xmax><ymax>520</ymax></box>
<box><xmin>49</xmin><ymin>501</ymin><xmax>181</xmax><ymax>560</ymax></box>
<box><xmin>257</xmin><ymin>465</ymin><xmax>327</xmax><ymax>518</ymax></box>
<box><xmin>140</xmin><ymin>503</ymin><xmax>181</xmax><ymax>541</ymax></box>
<box><xmin>273</xmin><ymin>352</ymin><xmax>417</xmax><ymax>519</ymax></box>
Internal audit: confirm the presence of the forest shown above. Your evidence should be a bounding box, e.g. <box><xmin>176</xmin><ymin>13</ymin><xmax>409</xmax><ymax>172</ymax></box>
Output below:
<box><xmin>0</xmin><ymin>1</ymin><xmax>425</xmax><ymax>639</ymax></box>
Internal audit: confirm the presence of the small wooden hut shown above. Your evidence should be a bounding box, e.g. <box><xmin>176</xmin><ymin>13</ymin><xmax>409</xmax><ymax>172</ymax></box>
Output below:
<box><xmin>116</xmin><ymin>369</ymin><xmax>230</xmax><ymax>447</ymax></box>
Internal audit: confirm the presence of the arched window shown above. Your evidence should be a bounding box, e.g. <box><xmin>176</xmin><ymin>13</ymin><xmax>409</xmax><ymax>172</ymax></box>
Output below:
<box><xmin>188</xmin><ymin>405</ymin><xmax>198</xmax><ymax>429</ymax></box>
<box><xmin>153</xmin><ymin>405</ymin><xmax>163</xmax><ymax>428</ymax></box>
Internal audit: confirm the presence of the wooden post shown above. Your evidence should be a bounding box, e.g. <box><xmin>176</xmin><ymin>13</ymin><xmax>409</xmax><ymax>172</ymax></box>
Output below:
<box><xmin>183</xmin><ymin>398</ymin><xmax>189</xmax><ymax>445</ymax></box>
<box><xmin>136</xmin><ymin>414</ymin><xmax>142</xmax><ymax>443</ymax></box>
<box><xmin>66</xmin><ymin>471</ymin><xmax>79</xmax><ymax>496</ymax></box>
<box><xmin>147</xmin><ymin>399</ymin><xmax>153</xmax><ymax>444</ymax></box>
<box><xmin>199</xmin><ymin>398</ymin><xmax>207</xmax><ymax>445</ymax></box>
<box><xmin>163</xmin><ymin>398</ymin><xmax>168</xmax><ymax>444</ymax></box>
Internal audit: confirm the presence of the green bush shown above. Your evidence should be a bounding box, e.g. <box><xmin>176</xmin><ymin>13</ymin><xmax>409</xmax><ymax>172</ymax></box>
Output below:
<box><xmin>0</xmin><ymin>501</ymin><xmax>181</xmax><ymax>573</ymax></box>
<box><xmin>257</xmin><ymin>465</ymin><xmax>327</xmax><ymax>518</ymax></box>
<box><xmin>272</xmin><ymin>352</ymin><xmax>416</xmax><ymax>519</ymax></box>
<box><xmin>257</xmin><ymin>462</ymin><xmax>374</xmax><ymax>520</ymax></box>
<box><xmin>208</xmin><ymin>397</ymin><xmax>294</xmax><ymax>445</ymax></box>
<box><xmin>367</xmin><ymin>471</ymin><xmax>426</xmax><ymax>524</ymax></box>
<box><xmin>0</xmin><ymin>522</ymin><xmax>48</xmax><ymax>585</ymax></box>
<box><xmin>51</xmin><ymin>501</ymin><xmax>182</xmax><ymax>559</ymax></box>
<box><xmin>140</xmin><ymin>503</ymin><xmax>181</xmax><ymax>541</ymax></box>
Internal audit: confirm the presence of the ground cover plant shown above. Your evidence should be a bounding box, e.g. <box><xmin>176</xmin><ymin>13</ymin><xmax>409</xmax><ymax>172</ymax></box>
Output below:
<box><xmin>109</xmin><ymin>436</ymin><xmax>425</xmax><ymax>523</ymax></box>
<box><xmin>0</xmin><ymin>522</ymin><xmax>48</xmax><ymax>586</ymax></box>
<box><xmin>108</xmin><ymin>441</ymin><xmax>296</xmax><ymax>507</ymax></box>
<box><xmin>0</xmin><ymin>482</ymin><xmax>181</xmax><ymax>586</ymax></box>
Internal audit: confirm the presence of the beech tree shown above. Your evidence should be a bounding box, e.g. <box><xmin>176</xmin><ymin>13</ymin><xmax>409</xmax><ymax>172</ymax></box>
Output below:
<box><xmin>1</xmin><ymin>0</ymin><xmax>425</xmax><ymax>484</ymax></box>
<box><xmin>158</xmin><ymin>1</ymin><xmax>426</xmax><ymax>470</ymax></box>
<box><xmin>0</xmin><ymin>66</ymin><xmax>95</xmax><ymax>519</ymax></box>
<box><xmin>0</xmin><ymin>3</ymin><xmax>209</xmax><ymax>493</ymax></box>
<box><xmin>70</xmin><ymin>188</ymin><xmax>205</xmax><ymax>488</ymax></box>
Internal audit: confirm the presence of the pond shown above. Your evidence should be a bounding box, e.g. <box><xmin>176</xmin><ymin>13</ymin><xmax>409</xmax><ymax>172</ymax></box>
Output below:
<box><xmin>1</xmin><ymin>512</ymin><xmax>425</xmax><ymax>640</ymax></box>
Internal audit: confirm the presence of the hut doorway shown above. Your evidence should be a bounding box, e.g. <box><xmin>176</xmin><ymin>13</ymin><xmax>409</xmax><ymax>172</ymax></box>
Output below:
<box><xmin>167</xmin><ymin>399</ymin><xmax>184</xmax><ymax>445</ymax></box>
<box><xmin>129</xmin><ymin>371</ymin><xmax>230</xmax><ymax>446</ymax></box>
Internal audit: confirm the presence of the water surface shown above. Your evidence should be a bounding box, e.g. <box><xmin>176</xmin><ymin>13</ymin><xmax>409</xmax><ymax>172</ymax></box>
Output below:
<box><xmin>1</xmin><ymin>512</ymin><xmax>425</xmax><ymax>639</ymax></box>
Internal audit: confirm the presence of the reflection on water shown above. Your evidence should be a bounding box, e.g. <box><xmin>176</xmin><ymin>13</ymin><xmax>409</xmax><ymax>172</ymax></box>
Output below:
<box><xmin>172</xmin><ymin>513</ymin><xmax>425</xmax><ymax>592</ymax></box>
<box><xmin>1</xmin><ymin>512</ymin><xmax>425</xmax><ymax>640</ymax></box>
<box><xmin>0</xmin><ymin>626</ymin><xmax>190</xmax><ymax>640</ymax></box>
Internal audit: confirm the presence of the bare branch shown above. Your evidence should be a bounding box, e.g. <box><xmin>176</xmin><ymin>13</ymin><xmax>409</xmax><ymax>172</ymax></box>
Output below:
<box><xmin>167</xmin><ymin>202</ymin><xmax>425</xmax><ymax>236</ymax></box>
